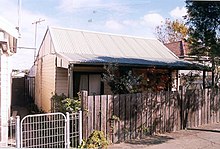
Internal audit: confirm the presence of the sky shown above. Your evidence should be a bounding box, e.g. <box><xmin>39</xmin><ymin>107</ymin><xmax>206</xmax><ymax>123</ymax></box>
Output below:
<box><xmin>0</xmin><ymin>0</ymin><xmax>187</xmax><ymax>70</ymax></box>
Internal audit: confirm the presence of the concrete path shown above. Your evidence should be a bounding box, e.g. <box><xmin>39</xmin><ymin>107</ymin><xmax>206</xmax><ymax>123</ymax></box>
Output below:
<box><xmin>108</xmin><ymin>123</ymin><xmax>220</xmax><ymax>149</ymax></box>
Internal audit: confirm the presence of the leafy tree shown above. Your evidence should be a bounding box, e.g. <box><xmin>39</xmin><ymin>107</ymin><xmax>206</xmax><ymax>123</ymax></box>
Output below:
<box><xmin>155</xmin><ymin>18</ymin><xmax>188</xmax><ymax>43</ymax></box>
<box><xmin>185</xmin><ymin>1</ymin><xmax>220</xmax><ymax>86</ymax></box>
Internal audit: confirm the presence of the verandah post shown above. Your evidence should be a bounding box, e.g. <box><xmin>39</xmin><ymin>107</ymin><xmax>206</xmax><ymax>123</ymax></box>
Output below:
<box><xmin>68</xmin><ymin>64</ymin><xmax>74</xmax><ymax>98</ymax></box>
<box><xmin>179</xmin><ymin>85</ymin><xmax>184</xmax><ymax>129</ymax></box>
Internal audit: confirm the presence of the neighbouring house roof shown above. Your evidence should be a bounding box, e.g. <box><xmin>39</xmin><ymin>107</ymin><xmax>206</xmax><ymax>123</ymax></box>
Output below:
<box><xmin>165</xmin><ymin>41</ymin><xmax>184</xmax><ymax>58</ymax></box>
<box><xmin>48</xmin><ymin>27</ymin><xmax>206</xmax><ymax>70</ymax></box>
<box><xmin>164</xmin><ymin>41</ymin><xmax>211</xmax><ymax>66</ymax></box>
<box><xmin>164</xmin><ymin>41</ymin><xmax>190</xmax><ymax>58</ymax></box>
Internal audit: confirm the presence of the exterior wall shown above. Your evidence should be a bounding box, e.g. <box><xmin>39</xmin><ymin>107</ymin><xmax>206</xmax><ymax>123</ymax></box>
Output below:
<box><xmin>38</xmin><ymin>31</ymin><xmax>55</xmax><ymax>57</ymax></box>
<box><xmin>0</xmin><ymin>18</ymin><xmax>18</xmax><ymax>146</ymax></box>
<box><xmin>35</xmin><ymin>54</ymin><xmax>56</xmax><ymax>112</ymax></box>
<box><xmin>0</xmin><ymin>55</ymin><xmax>2</xmax><ymax>143</ymax></box>
<box><xmin>35</xmin><ymin>31</ymin><xmax>56</xmax><ymax>112</ymax></box>
<box><xmin>0</xmin><ymin>54</ymin><xmax>11</xmax><ymax>144</ymax></box>
<box><xmin>55</xmin><ymin>67</ymin><xmax>68</xmax><ymax>95</ymax></box>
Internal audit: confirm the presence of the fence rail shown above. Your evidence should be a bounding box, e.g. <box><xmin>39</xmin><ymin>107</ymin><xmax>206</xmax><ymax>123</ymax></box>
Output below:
<box><xmin>81</xmin><ymin>89</ymin><xmax>220</xmax><ymax>143</ymax></box>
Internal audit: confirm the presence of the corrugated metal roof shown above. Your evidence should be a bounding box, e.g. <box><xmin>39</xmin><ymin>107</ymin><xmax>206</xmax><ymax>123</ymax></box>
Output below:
<box><xmin>49</xmin><ymin>27</ymin><xmax>177</xmax><ymax>59</ymax></box>
<box><xmin>49</xmin><ymin>27</ymin><xmax>204</xmax><ymax>69</ymax></box>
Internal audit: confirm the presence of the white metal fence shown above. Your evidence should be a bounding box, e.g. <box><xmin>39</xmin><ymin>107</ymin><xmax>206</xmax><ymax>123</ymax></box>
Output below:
<box><xmin>0</xmin><ymin>116</ymin><xmax>19</xmax><ymax>147</ymax></box>
<box><xmin>0</xmin><ymin>111</ymin><xmax>82</xmax><ymax>148</ymax></box>
<box><xmin>68</xmin><ymin>112</ymin><xmax>82</xmax><ymax>148</ymax></box>
<box><xmin>21</xmin><ymin>112</ymin><xmax>67</xmax><ymax>148</ymax></box>
<box><xmin>8</xmin><ymin>117</ymin><xmax>17</xmax><ymax>147</ymax></box>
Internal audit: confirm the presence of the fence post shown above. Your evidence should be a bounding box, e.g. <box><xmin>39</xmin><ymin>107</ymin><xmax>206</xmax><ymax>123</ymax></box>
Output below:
<box><xmin>79</xmin><ymin>110</ymin><xmax>83</xmax><ymax>145</ymax></box>
<box><xmin>16</xmin><ymin>116</ymin><xmax>20</xmax><ymax>148</ymax></box>
<box><xmin>81</xmin><ymin>91</ymin><xmax>88</xmax><ymax>139</ymax></box>
<box><xmin>179</xmin><ymin>86</ymin><xmax>184</xmax><ymax>130</ymax></box>
<box><xmin>66</xmin><ymin>112</ymin><xmax>70</xmax><ymax>149</ymax></box>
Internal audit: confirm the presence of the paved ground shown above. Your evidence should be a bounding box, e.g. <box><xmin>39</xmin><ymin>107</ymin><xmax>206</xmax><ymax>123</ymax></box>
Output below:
<box><xmin>108</xmin><ymin>123</ymin><xmax>220</xmax><ymax>149</ymax></box>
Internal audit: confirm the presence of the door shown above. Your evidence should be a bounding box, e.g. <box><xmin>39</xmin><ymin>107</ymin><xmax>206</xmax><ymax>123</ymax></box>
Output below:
<box><xmin>77</xmin><ymin>74</ymin><xmax>101</xmax><ymax>96</ymax></box>
<box><xmin>89</xmin><ymin>74</ymin><xmax>101</xmax><ymax>95</ymax></box>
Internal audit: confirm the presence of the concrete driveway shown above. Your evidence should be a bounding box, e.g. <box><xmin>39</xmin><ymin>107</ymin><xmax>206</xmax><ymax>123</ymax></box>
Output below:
<box><xmin>108</xmin><ymin>123</ymin><xmax>220</xmax><ymax>149</ymax></box>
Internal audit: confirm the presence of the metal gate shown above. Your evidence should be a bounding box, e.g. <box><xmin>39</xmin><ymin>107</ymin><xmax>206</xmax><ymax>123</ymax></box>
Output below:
<box><xmin>4</xmin><ymin>111</ymin><xmax>82</xmax><ymax>148</ymax></box>
<box><xmin>21</xmin><ymin>112</ymin><xmax>67</xmax><ymax>148</ymax></box>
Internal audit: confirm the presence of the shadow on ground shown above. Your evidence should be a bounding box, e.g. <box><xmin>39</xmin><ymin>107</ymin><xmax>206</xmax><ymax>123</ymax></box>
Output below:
<box><xmin>124</xmin><ymin>135</ymin><xmax>174</xmax><ymax>145</ymax></box>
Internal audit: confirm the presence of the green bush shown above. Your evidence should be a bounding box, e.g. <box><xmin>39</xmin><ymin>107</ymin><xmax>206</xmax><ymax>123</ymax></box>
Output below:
<box><xmin>51</xmin><ymin>93</ymin><xmax>81</xmax><ymax>113</ymax></box>
<box><xmin>79</xmin><ymin>130</ymin><xmax>109</xmax><ymax>148</ymax></box>
<box><xmin>102</xmin><ymin>64</ymin><xmax>143</xmax><ymax>94</ymax></box>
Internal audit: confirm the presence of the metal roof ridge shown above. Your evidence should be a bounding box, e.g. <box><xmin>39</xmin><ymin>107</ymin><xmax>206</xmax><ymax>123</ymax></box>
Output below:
<box><xmin>48</xmin><ymin>26</ymin><xmax>157</xmax><ymax>40</ymax></box>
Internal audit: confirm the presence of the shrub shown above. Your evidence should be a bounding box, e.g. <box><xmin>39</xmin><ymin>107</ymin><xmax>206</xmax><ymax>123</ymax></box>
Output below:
<box><xmin>51</xmin><ymin>93</ymin><xmax>81</xmax><ymax>113</ymax></box>
<box><xmin>79</xmin><ymin>130</ymin><xmax>109</xmax><ymax>148</ymax></box>
<box><xmin>102</xmin><ymin>64</ymin><xmax>143</xmax><ymax>94</ymax></box>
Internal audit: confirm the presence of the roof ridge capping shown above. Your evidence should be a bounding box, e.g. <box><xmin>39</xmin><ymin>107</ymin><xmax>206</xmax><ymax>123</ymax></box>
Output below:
<box><xmin>48</xmin><ymin>26</ymin><xmax>157</xmax><ymax>40</ymax></box>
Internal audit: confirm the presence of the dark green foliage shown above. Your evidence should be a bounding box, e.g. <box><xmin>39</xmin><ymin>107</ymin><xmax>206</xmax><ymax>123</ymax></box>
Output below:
<box><xmin>51</xmin><ymin>93</ymin><xmax>81</xmax><ymax>113</ymax></box>
<box><xmin>102</xmin><ymin>64</ymin><xmax>171</xmax><ymax>93</ymax></box>
<box><xmin>79</xmin><ymin>130</ymin><xmax>109</xmax><ymax>148</ymax></box>
<box><xmin>186</xmin><ymin>1</ymin><xmax>220</xmax><ymax>57</ymax></box>
<box><xmin>27</xmin><ymin>102</ymin><xmax>44</xmax><ymax>114</ymax></box>
<box><xmin>102</xmin><ymin>64</ymin><xmax>143</xmax><ymax>94</ymax></box>
<box><xmin>186</xmin><ymin>1</ymin><xmax>220</xmax><ymax>87</ymax></box>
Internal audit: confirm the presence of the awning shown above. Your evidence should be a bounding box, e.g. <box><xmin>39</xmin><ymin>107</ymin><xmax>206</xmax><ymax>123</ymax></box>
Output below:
<box><xmin>0</xmin><ymin>16</ymin><xmax>18</xmax><ymax>38</ymax></box>
<box><xmin>58</xmin><ymin>53</ymin><xmax>209</xmax><ymax>70</ymax></box>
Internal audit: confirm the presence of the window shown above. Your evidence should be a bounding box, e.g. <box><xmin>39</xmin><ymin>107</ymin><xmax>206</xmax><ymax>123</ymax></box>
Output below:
<box><xmin>73</xmin><ymin>73</ymin><xmax>102</xmax><ymax>96</ymax></box>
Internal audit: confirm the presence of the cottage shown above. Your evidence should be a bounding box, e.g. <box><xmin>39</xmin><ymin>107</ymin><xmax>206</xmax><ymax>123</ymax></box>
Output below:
<box><xmin>35</xmin><ymin>27</ymin><xmax>203</xmax><ymax>112</ymax></box>
<box><xmin>0</xmin><ymin>16</ymin><xmax>18</xmax><ymax>145</ymax></box>
<box><xmin>165</xmin><ymin>40</ymin><xmax>211</xmax><ymax>88</ymax></box>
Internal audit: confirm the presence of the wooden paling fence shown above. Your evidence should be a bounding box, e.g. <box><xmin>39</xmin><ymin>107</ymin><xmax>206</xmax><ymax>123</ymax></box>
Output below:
<box><xmin>182</xmin><ymin>89</ymin><xmax>220</xmax><ymax>128</ymax></box>
<box><xmin>81</xmin><ymin>89</ymin><xmax>220</xmax><ymax>143</ymax></box>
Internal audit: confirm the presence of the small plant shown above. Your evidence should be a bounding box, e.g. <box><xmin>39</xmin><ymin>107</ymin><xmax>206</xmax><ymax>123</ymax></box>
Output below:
<box><xmin>142</xmin><ymin>126</ymin><xmax>150</xmax><ymax>135</ymax></box>
<box><xmin>110</xmin><ymin>115</ymin><xmax>120</xmax><ymax>121</ymax></box>
<box><xmin>79</xmin><ymin>130</ymin><xmax>109</xmax><ymax>148</ymax></box>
